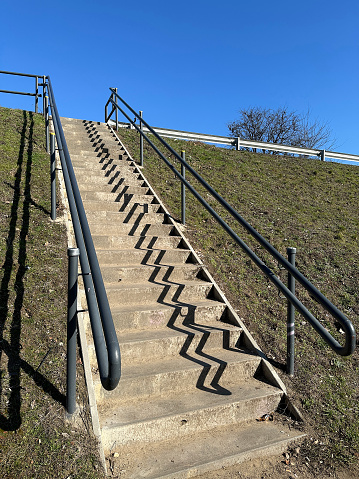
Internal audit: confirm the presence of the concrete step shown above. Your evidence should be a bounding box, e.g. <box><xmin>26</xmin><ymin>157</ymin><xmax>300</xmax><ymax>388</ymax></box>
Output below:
<box><xmin>99</xmin><ymin>379</ymin><xmax>283</xmax><ymax>448</ymax></box>
<box><xmin>73</xmin><ymin>160</ymin><xmax>134</xmax><ymax>174</ymax></box>
<box><xmin>99</xmin><ymin>263</ymin><xmax>201</xmax><ymax>283</ymax></box>
<box><xmin>110</xmin><ymin>300</ymin><xmax>228</xmax><ymax>333</ymax></box>
<box><xmin>82</xmin><ymin>200</ymin><xmax>161</xmax><ymax>214</ymax></box>
<box><xmin>80</xmin><ymin>186</ymin><xmax>151</xmax><ymax>201</ymax></box>
<box><xmin>96</xmin><ymin>248</ymin><xmax>193</xmax><ymax>265</ymax></box>
<box><xmin>88</xmin><ymin>322</ymin><xmax>242</xmax><ymax>369</ymax></box>
<box><xmin>94</xmin><ymin>347</ymin><xmax>259</xmax><ymax>406</ymax></box>
<box><xmin>104</xmin><ymin>280</ymin><xmax>213</xmax><ymax>306</ymax></box>
<box><xmin>86</xmin><ymin>210</ymin><xmax>166</xmax><ymax>225</ymax></box>
<box><xmin>93</xmin><ymin>233</ymin><xmax>183</xmax><ymax>251</ymax></box>
<box><xmin>73</xmin><ymin>171</ymin><xmax>147</xmax><ymax>186</ymax></box>
<box><xmin>105</xmin><ymin>421</ymin><xmax>304</xmax><ymax>479</ymax></box>
<box><xmin>89</xmin><ymin>222</ymin><xmax>176</xmax><ymax>236</ymax></box>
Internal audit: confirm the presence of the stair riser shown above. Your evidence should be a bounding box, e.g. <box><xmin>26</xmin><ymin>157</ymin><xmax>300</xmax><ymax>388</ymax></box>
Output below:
<box><xmin>119</xmin><ymin>332</ymin><xmax>239</xmax><ymax>363</ymax></box>
<box><xmin>89</xmin><ymin>223</ymin><xmax>175</xmax><ymax>236</ymax></box>
<box><xmin>73</xmin><ymin>173</ymin><xmax>147</xmax><ymax>186</ymax></box>
<box><xmin>112</xmin><ymin>303</ymin><xmax>227</xmax><ymax>333</ymax></box>
<box><xmin>88</xmin><ymin>329</ymin><xmax>240</xmax><ymax>368</ymax></box>
<box><xmin>97</xmin><ymin>249</ymin><xmax>192</xmax><ymax>265</ymax></box>
<box><xmin>83</xmin><ymin>201</ymin><xmax>160</xmax><ymax>214</ymax></box>
<box><xmin>93</xmin><ymin>235</ymin><xmax>182</xmax><ymax>251</ymax></box>
<box><xmin>99</xmin><ymin>264</ymin><xmax>200</xmax><ymax>283</ymax></box>
<box><xmin>106</xmin><ymin>283</ymin><xmax>212</xmax><ymax>306</ymax></box>
<box><xmin>80</xmin><ymin>188</ymin><xmax>150</xmax><ymax>201</ymax></box>
<box><xmin>94</xmin><ymin>358</ymin><xmax>260</xmax><ymax>406</ymax></box>
<box><xmin>101</xmin><ymin>392</ymin><xmax>282</xmax><ymax>448</ymax></box>
<box><xmin>87</xmin><ymin>211</ymin><xmax>166</xmax><ymax>225</ymax></box>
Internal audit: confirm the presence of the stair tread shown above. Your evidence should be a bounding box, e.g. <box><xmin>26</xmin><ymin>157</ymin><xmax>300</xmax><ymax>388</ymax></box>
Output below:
<box><xmin>100</xmin><ymin>379</ymin><xmax>282</xmax><ymax>426</ymax></box>
<box><xmin>107</xmin><ymin>420</ymin><xmax>304</xmax><ymax>479</ymax></box>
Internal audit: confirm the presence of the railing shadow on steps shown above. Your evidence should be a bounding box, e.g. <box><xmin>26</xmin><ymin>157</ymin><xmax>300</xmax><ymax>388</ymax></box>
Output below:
<box><xmin>105</xmin><ymin>88</ymin><xmax>356</xmax><ymax>376</ymax></box>
<box><xmin>45</xmin><ymin>79</ymin><xmax>121</xmax><ymax>402</ymax></box>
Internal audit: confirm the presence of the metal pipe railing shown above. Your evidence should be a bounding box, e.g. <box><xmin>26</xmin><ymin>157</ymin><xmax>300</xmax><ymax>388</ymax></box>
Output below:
<box><xmin>105</xmin><ymin>89</ymin><xmax>356</xmax><ymax>363</ymax></box>
<box><xmin>0</xmin><ymin>70</ymin><xmax>44</xmax><ymax>113</ymax></box>
<box><xmin>48</xmin><ymin>77</ymin><xmax>121</xmax><ymax>391</ymax></box>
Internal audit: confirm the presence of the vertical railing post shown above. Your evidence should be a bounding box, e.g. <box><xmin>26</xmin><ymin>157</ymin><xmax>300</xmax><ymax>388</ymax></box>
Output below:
<box><xmin>140</xmin><ymin>110</ymin><xmax>144</xmax><ymax>167</ymax></box>
<box><xmin>50</xmin><ymin>132</ymin><xmax>56</xmax><ymax>220</ymax></box>
<box><xmin>181</xmin><ymin>150</ymin><xmax>186</xmax><ymax>225</ymax></box>
<box><xmin>35</xmin><ymin>76</ymin><xmax>39</xmax><ymax>113</ymax></box>
<box><xmin>114</xmin><ymin>87</ymin><xmax>118</xmax><ymax>131</ymax></box>
<box><xmin>286</xmin><ymin>247</ymin><xmax>296</xmax><ymax>376</ymax></box>
<box><xmin>42</xmin><ymin>76</ymin><xmax>46</xmax><ymax>116</ymax></box>
<box><xmin>236</xmin><ymin>137</ymin><xmax>240</xmax><ymax>151</ymax></box>
<box><xmin>67</xmin><ymin>247</ymin><xmax>80</xmax><ymax>415</ymax></box>
<box><xmin>321</xmin><ymin>149</ymin><xmax>326</xmax><ymax>162</ymax></box>
<box><xmin>45</xmin><ymin>95</ymin><xmax>50</xmax><ymax>153</ymax></box>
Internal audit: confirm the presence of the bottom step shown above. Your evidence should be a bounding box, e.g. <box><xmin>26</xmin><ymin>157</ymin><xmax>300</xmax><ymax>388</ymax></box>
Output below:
<box><xmin>106</xmin><ymin>420</ymin><xmax>304</xmax><ymax>479</ymax></box>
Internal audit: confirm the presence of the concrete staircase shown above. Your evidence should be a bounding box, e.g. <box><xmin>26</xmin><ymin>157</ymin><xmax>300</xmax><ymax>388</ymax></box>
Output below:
<box><xmin>61</xmin><ymin>117</ymin><xmax>304</xmax><ymax>478</ymax></box>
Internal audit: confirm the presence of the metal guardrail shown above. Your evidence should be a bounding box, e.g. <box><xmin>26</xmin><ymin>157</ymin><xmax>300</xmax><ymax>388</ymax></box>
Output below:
<box><xmin>109</xmin><ymin>119</ymin><xmax>359</xmax><ymax>165</ymax></box>
<box><xmin>105</xmin><ymin>88</ymin><xmax>356</xmax><ymax>375</ymax></box>
<box><xmin>0</xmin><ymin>70</ymin><xmax>46</xmax><ymax>114</ymax></box>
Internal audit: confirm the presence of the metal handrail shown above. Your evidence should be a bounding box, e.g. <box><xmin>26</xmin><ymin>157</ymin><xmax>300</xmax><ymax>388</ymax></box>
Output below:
<box><xmin>47</xmin><ymin>77</ymin><xmax>121</xmax><ymax>390</ymax></box>
<box><xmin>106</xmin><ymin>88</ymin><xmax>356</xmax><ymax>359</ymax></box>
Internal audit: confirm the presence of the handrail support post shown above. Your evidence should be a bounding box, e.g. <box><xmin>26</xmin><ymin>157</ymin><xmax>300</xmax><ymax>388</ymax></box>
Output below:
<box><xmin>286</xmin><ymin>247</ymin><xmax>296</xmax><ymax>376</ymax></box>
<box><xmin>115</xmin><ymin>88</ymin><xmax>118</xmax><ymax>131</ymax></box>
<box><xmin>50</xmin><ymin>132</ymin><xmax>56</xmax><ymax>220</ymax></box>
<box><xmin>42</xmin><ymin>76</ymin><xmax>46</xmax><ymax>116</ymax></box>
<box><xmin>140</xmin><ymin>111</ymin><xmax>144</xmax><ymax>167</ymax></box>
<box><xmin>66</xmin><ymin>248</ymin><xmax>80</xmax><ymax>415</ymax></box>
<box><xmin>35</xmin><ymin>76</ymin><xmax>39</xmax><ymax>113</ymax></box>
<box><xmin>45</xmin><ymin>95</ymin><xmax>50</xmax><ymax>153</ymax></box>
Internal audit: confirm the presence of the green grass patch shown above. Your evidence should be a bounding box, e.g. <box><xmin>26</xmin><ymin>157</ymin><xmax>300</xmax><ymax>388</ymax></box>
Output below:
<box><xmin>118</xmin><ymin>127</ymin><xmax>359</xmax><ymax>474</ymax></box>
<box><xmin>0</xmin><ymin>107</ymin><xmax>105</xmax><ymax>478</ymax></box>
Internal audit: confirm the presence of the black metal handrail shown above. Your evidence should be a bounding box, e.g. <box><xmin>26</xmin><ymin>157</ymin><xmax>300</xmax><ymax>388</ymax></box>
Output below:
<box><xmin>105</xmin><ymin>88</ymin><xmax>356</xmax><ymax>362</ymax></box>
<box><xmin>47</xmin><ymin>77</ymin><xmax>121</xmax><ymax>391</ymax></box>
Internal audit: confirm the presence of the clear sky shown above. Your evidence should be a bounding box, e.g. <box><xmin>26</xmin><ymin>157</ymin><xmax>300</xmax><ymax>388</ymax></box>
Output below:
<box><xmin>1</xmin><ymin>0</ymin><xmax>358</xmax><ymax>155</ymax></box>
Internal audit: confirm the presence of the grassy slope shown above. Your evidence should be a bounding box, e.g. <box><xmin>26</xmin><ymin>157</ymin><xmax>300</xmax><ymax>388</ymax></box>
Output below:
<box><xmin>0</xmin><ymin>107</ymin><xmax>105</xmax><ymax>478</ymax></box>
<box><xmin>118</xmin><ymin>128</ymin><xmax>359</xmax><ymax>476</ymax></box>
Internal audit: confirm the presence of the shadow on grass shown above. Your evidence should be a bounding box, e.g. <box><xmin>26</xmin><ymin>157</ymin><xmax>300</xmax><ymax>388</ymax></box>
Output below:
<box><xmin>0</xmin><ymin>111</ymin><xmax>65</xmax><ymax>431</ymax></box>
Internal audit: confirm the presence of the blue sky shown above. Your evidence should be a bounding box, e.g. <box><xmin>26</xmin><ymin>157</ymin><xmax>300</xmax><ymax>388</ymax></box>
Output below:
<box><xmin>1</xmin><ymin>0</ymin><xmax>358</xmax><ymax>155</ymax></box>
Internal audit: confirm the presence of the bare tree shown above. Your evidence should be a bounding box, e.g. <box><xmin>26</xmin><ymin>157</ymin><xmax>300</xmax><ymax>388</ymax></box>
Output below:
<box><xmin>228</xmin><ymin>107</ymin><xmax>336</xmax><ymax>153</ymax></box>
